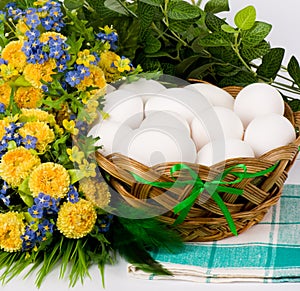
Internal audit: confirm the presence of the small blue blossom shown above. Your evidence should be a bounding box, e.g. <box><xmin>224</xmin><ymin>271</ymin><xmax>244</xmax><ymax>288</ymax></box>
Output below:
<box><xmin>34</xmin><ymin>193</ymin><xmax>51</xmax><ymax>208</ymax></box>
<box><xmin>0</xmin><ymin>58</ymin><xmax>7</xmax><ymax>65</ymax></box>
<box><xmin>65</xmin><ymin>70</ymin><xmax>81</xmax><ymax>87</ymax></box>
<box><xmin>21</xmin><ymin>226</ymin><xmax>37</xmax><ymax>251</ymax></box>
<box><xmin>97</xmin><ymin>214</ymin><xmax>114</xmax><ymax>233</ymax></box>
<box><xmin>38</xmin><ymin>219</ymin><xmax>54</xmax><ymax>235</ymax></box>
<box><xmin>67</xmin><ymin>185</ymin><xmax>79</xmax><ymax>203</ymax></box>
<box><xmin>41</xmin><ymin>84</ymin><xmax>49</xmax><ymax>92</ymax></box>
<box><xmin>41</xmin><ymin>17</ymin><xmax>54</xmax><ymax>30</ymax></box>
<box><xmin>25</xmin><ymin>12</ymin><xmax>41</xmax><ymax>29</ymax></box>
<box><xmin>0</xmin><ymin>181</ymin><xmax>9</xmax><ymax>195</ymax></box>
<box><xmin>96</xmin><ymin>31</ymin><xmax>118</xmax><ymax>51</ymax></box>
<box><xmin>76</xmin><ymin>120</ymin><xmax>88</xmax><ymax>135</ymax></box>
<box><xmin>28</xmin><ymin>205</ymin><xmax>44</xmax><ymax>219</ymax></box>
<box><xmin>0</xmin><ymin>194</ymin><xmax>10</xmax><ymax>206</ymax></box>
<box><xmin>47</xmin><ymin>197</ymin><xmax>60</xmax><ymax>214</ymax></box>
<box><xmin>25</xmin><ymin>29</ymin><xmax>41</xmax><ymax>41</ymax></box>
<box><xmin>0</xmin><ymin>103</ymin><xmax>5</xmax><ymax>114</ymax></box>
<box><xmin>76</xmin><ymin>65</ymin><xmax>90</xmax><ymax>79</ymax></box>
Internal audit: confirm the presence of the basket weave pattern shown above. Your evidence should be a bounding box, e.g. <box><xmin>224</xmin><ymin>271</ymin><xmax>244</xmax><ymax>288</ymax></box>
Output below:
<box><xmin>95</xmin><ymin>86</ymin><xmax>300</xmax><ymax>242</ymax></box>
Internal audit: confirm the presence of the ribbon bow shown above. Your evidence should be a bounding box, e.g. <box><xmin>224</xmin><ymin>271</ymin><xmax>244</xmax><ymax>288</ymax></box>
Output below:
<box><xmin>131</xmin><ymin>162</ymin><xmax>278</xmax><ymax>236</ymax></box>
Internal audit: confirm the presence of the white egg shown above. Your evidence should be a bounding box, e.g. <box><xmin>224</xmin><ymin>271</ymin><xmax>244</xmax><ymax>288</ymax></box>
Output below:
<box><xmin>103</xmin><ymin>89</ymin><xmax>144</xmax><ymax>129</ymax></box>
<box><xmin>124</xmin><ymin>127</ymin><xmax>197</xmax><ymax>166</ymax></box>
<box><xmin>145</xmin><ymin>87</ymin><xmax>212</xmax><ymax>123</ymax></box>
<box><xmin>234</xmin><ymin>83</ymin><xmax>285</xmax><ymax>128</ymax></box>
<box><xmin>191</xmin><ymin>106</ymin><xmax>244</xmax><ymax>151</ymax></box>
<box><xmin>88</xmin><ymin>120</ymin><xmax>133</xmax><ymax>156</ymax></box>
<box><xmin>244</xmin><ymin>113</ymin><xmax>296</xmax><ymax>157</ymax></box>
<box><xmin>119</xmin><ymin>78</ymin><xmax>166</xmax><ymax>94</ymax></box>
<box><xmin>196</xmin><ymin>138</ymin><xmax>255</xmax><ymax>166</ymax></box>
<box><xmin>185</xmin><ymin>83</ymin><xmax>235</xmax><ymax>109</ymax></box>
<box><xmin>140</xmin><ymin>111</ymin><xmax>191</xmax><ymax>136</ymax></box>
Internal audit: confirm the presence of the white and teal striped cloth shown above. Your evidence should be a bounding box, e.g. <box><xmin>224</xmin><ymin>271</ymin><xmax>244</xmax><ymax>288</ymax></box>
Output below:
<box><xmin>128</xmin><ymin>184</ymin><xmax>300</xmax><ymax>283</ymax></box>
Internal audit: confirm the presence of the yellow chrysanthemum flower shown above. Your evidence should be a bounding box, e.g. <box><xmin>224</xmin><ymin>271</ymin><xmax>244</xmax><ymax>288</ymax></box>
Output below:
<box><xmin>19</xmin><ymin>108</ymin><xmax>56</xmax><ymax>125</ymax></box>
<box><xmin>57</xmin><ymin>199</ymin><xmax>97</xmax><ymax>239</ymax></box>
<box><xmin>1</xmin><ymin>40</ymin><xmax>27</xmax><ymax>72</ymax></box>
<box><xmin>0</xmin><ymin>212</ymin><xmax>25</xmax><ymax>252</ymax></box>
<box><xmin>76</xmin><ymin>49</ymin><xmax>96</xmax><ymax>67</ymax></box>
<box><xmin>39</xmin><ymin>32</ymin><xmax>67</xmax><ymax>43</ymax></box>
<box><xmin>14</xmin><ymin>86</ymin><xmax>43</xmax><ymax>108</ymax></box>
<box><xmin>23</xmin><ymin>59</ymin><xmax>56</xmax><ymax>88</ymax></box>
<box><xmin>79</xmin><ymin>177</ymin><xmax>111</xmax><ymax>209</ymax></box>
<box><xmin>0</xmin><ymin>120</ymin><xmax>10</xmax><ymax>141</ymax></box>
<box><xmin>98</xmin><ymin>51</ymin><xmax>120</xmax><ymax>82</ymax></box>
<box><xmin>0</xmin><ymin>82</ymin><xmax>12</xmax><ymax>107</ymax></box>
<box><xmin>0</xmin><ymin>147</ymin><xmax>41</xmax><ymax>187</ymax></box>
<box><xmin>28</xmin><ymin>162</ymin><xmax>70</xmax><ymax>199</ymax></box>
<box><xmin>18</xmin><ymin>121</ymin><xmax>55</xmax><ymax>152</ymax></box>
<box><xmin>76</xmin><ymin>65</ymin><xmax>106</xmax><ymax>96</ymax></box>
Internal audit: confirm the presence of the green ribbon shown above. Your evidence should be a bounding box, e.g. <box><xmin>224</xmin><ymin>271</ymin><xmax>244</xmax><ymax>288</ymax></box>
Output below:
<box><xmin>131</xmin><ymin>162</ymin><xmax>278</xmax><ymax>236</ymax></box>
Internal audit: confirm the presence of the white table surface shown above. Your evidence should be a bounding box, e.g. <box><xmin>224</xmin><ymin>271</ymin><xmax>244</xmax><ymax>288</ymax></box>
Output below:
<box><xmin>2</xmin><ymin>0</ymin><xmax>300</xmax><ymax>290</ymax></box>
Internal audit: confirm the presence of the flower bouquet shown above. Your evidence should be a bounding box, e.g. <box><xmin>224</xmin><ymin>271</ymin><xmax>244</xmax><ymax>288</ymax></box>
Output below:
<box><xmin>0</xmin><ymin>0</ymin><xmax>183</xmax><ymax>287</ymax></box>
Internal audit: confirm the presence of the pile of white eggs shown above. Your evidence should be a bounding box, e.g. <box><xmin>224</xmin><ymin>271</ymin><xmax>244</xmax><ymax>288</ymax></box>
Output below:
<box><xmin>88</xmin><ymin>78</ymin><xmax>296</xmax><ymax>167</ymax></box>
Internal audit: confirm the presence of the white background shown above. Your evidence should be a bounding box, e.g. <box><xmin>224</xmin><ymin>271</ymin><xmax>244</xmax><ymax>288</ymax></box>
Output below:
<box><xmin>2</xmin><ymin>1</ymin><xmax>300</xmax><ymax>290</ymax></box>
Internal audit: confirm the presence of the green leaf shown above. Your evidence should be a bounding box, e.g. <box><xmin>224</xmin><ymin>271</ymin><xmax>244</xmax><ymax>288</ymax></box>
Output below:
<box><xmin>256</xmin><ymin>47</ymin><xmax>285</xmax><ymax>79</ymax></box>
<box><xmin>168</xmin><ymin>1</ymin><xmax>201</xmax><ymax>20</ymax></box>
<box><xmin>242</xmin><ymin>21</ymin><xmax>272</xmax><ymax>47</ymax></box>
<box><xmin>204</xmin><ymin>0</ymin><xmax>229</xmax><ymax>14</ymax></box>
<box><xmin>18</xmin><ymin>178</ymin><xmax>34</xmax><ymax>207</ymax></box>
<box><xmin>139</xmin><ymin>0</ymin><xmax>163</xmax><ymax>7</ymax></box>
<box><xmin>287</xmin><ymin>56</ymin><xmax>300</xmax><ymax>88</ymax></box>
<box><xmin>64</xmin><ymin>0</ymin><xmax>85</xmax><ymax>10</ymax></box>
<box><xmin>205</xmin><ymin>12</ymin><xmax>227</xmax><ymax>32</ymax></box>
<box><xmin>198</xmin><ymin>31</ymin><xmax>231</xmax><ymax>47</ymax></box>
<box><xmin>68</xmin><ymin>169</ymin><xmax>86</xmax><ymax>184</ymax></box>
<box><xmin>241</xmin><ymin>40</ymin><xmax>270</xmax><ymax>61</ymax></box>
<box><xmin>169</xmin><ymin>19</ymin><xmax>193</xmax><ymax>33</ymax></box>
<box><xmin>104</xmin><ymin>0</ymin><xmax>130</xmax><ymax>16</ymax></box>
<box><xmin>234</xmin><ymin>5</ymin><xmax>256</xmax><ymax>30</ymax></box>
<box><xmin>144</xmin><ymin>32</ymin><xmax>161</xmax><ymax>54</ymax></box>
<box><xmin>175</xmin><ymin>55</ymin><xmax>202</xmax><ymax>76</ymax></box>
<box><xmin>218</xmin><ymin>70</ymin><xmax>258</xmax><ymax>87</ymax></box>
<box><xmin>138</xmin><ymin>1</ymin><xmax>155</xmax><ymax>29</ymax></box>
<box><xmin>286</xmin><ymin>98</ymin><xmax>300</xmax><ymax>112</ymax></box>
<box><xmin>221</xmin><ymin>24</ymin><xmax>236</xmax><ymax>34</ymax></box>
<box><xmin>188</xmin><ymin>63</ymin><xmax>215</xmax><ymax>79</ymax></box>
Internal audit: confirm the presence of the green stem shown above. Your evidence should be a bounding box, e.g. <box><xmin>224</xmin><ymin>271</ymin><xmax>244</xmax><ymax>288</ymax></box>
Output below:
<box><xmin>231</xmin><ymin>32</ymin><xmax>254</xmax><ymax>74</ymax></box>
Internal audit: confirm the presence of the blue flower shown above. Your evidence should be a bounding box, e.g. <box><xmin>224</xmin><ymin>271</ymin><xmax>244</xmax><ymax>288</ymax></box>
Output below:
<box><xmin>47</xmin><ymin>197</ymin><xmax>60</xmax><ymax>214</ymax></box>
<box><xmin>97</xmin><ymin>214</ymin><xmax>113</xmax><ymax>233</ymax></box>
<box><xmin>0</xmin><ymin>58</ymin><xmax>7</xmax><ymax>65</ymax></box>
<box><xmin>0</xmin><ymin>194</ymin><xmax>10</xmax><ymax>206</ymax></box>
<box><xmin>21</xmin><ymin>226</ymin><xmax>37</xmax><ymax>250</ymax></box>
<box><xmin>34</xmin><ymin>193</ymin><xmax>51</xmax><ymax>208</ymax></box>
<box><xmin>65</xmin><ymin>70</ymin><xmax>81</xmax><ymax>87</ymax></box>
<box><xmin>28</xmin><ymin>205</ymin><xmax>44</xmax><ymax>219</ymax></box>
<box><xmin>41</xmin><ymin>17</ymin><xmax>54</xmax><ymax>30</ymax></box>
<box><xmin>25</xmin><ymin>12</ymin><xmax>41</xmax><ymax>29</ymax></box>
<box><xmin>0</xmin><ymin>103</ymin><xmax>5</xmax><ymax>114</ymax></box>
<box><xmin>96</xmin><ymin>31</ymin><xmax>118</xmax><ymax>51</ymax></box>
<box><xmin>38</xmin><ymin>219</ymin><xmax>54</xmax><ymax>235</ymax></box>
<box><xmin>25</xmin><ymin>29</ymin><xmax>40</xmax><ymax>41</ymax></box>
<box><xmin>0</xmin><ymin>181</ymin><xmax>9</xmax><ymax>195</ymax></box>
<box><xmin>67</xmin><ymin>185</ymin><xmax>79</xmax><ymax>203</ymax></box>
<box><xmin>76</xmin><ymin>65</ymin><xmax>90</xmax><ymax>79</ymax></box>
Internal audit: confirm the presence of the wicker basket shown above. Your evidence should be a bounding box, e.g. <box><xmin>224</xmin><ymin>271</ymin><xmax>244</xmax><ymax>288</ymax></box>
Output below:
<box><xmin>95</xmin><ymin>86</ymin><xmax>300</xmax><ymax>242</ymax></box>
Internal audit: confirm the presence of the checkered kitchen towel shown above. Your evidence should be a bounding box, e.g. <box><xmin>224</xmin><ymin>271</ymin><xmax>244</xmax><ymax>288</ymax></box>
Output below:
<box><xmin>128</xmin><ymin>184</ymin><xmax>300</xmax><ymax>283</ymax></box>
